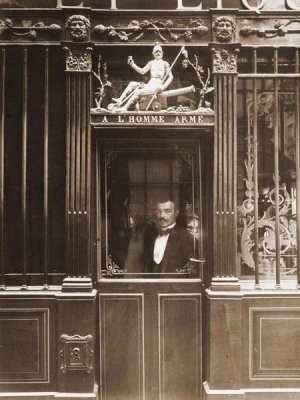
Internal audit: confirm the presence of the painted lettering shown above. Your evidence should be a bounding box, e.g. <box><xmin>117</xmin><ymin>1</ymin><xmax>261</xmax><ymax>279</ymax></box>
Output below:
<box><xmin>182</xmin><ymin>116</ymin><xmax>188</xmax><ymax>123</ymax></box>
<box><xmin>241</xmin><ymin>0</ymin><xmax>267</xmax><ymax>11</ymax></box>
<box><xmin>286</xmin><ymin>0</ymin><xmax>300</xmax><ymax>9</ymax></box>
<box><xmin>77</xmin><ymin>0</ymin><xmax>296</xmax><ymax>11</ymax></box>
<box><xmin>177</xmin><ymin>0</ymin><xmax>202</xmax><ymax>10</ymax></box>
<box><xmin>97</xmin><ymin>113</ymin><xmax>208</xmax><ymax>125</ymax></box>
<box><xmin>110</xmin><ymin>0</ymin><xmax>117</xmax><ymax>9</ymax></box>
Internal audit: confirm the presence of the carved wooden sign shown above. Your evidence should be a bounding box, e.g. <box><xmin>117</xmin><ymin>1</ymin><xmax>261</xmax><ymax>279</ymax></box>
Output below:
<box><xmin>91</xmin><ymin>111</ymin><xmax>214</xmax><ymax>127</ymax></box>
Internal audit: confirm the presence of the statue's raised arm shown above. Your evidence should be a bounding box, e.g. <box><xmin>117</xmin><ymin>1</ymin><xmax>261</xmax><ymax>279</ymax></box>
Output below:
<box><xmin>109</xmin><ymin>44</ymin><xmax>173</xmax><ymax>112</ymax></box>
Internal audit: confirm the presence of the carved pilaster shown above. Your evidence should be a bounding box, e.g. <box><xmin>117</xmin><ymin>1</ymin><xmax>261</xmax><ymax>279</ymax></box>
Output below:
<box><xmin>211</xmin><ymin>42</ymin><xmax>240</xmax><ymax>291</ymax></box>
<box><xmin>62</xmin><ymin>40</ymin><xmax>92</xmax><ymax>291</ymax></box>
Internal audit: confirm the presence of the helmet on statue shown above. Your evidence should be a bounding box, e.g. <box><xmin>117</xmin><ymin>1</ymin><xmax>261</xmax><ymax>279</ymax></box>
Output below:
<box><xmin>152</xmin><ymin>44</ymin><xmax>163</xmax><ymax>54</ymax></box>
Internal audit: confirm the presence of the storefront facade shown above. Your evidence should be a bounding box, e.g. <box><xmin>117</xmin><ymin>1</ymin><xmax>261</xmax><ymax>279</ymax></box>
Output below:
<box><xmin>1</xmin><ymin>0</ymin><xmax>300</xmax><ymax>399</ymax></box>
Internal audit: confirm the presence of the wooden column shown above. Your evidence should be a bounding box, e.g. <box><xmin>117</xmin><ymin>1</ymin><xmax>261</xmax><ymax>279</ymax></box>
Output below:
<box><xmin>211</xmin><ymin>43</ymin><xmax>240</xmax><ymax>290</ymax></box>
<box><xmin>62</xmin><ymin>41</ymin><xmax>93</xmax><ymax>292</ymax></box>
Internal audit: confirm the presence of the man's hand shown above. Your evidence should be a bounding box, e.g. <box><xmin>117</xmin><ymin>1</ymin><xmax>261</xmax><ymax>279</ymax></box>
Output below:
<box><xmin>127</xmin><ymin>56</ymin><xmax>133</xmax><ymax>65</ymax></box>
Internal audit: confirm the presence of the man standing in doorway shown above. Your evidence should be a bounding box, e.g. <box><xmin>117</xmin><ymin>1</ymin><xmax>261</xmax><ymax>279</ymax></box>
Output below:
<box><xmin>143</xmin><ymin>199</ymin><xmax>194</xmax><ymax>274</ymax></box>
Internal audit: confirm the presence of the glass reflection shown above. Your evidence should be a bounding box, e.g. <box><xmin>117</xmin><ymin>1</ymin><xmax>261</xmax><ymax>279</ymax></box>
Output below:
<box><xmin>237</xmin><ymin>79</ymin><xmax>297</xmax><ymax>280</ymax></box>
<box><xmin>101</xmin><ymin>149</ymin><xmax>201</xmax><ymax>278</ymax></box>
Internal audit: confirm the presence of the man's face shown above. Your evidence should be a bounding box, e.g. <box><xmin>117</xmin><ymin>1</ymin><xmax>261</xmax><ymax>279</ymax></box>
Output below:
<box><xmin>153</xmin><ymin>50</ymin><xmax>163</xmax><ymax>60</ymax></box>
<box><xmin>155</xmin><ymin>201</ymin><xmax>178</xmax><ymax>229</ymax></box>
<box><xmin>215</xmin><ymin>20</ymin><xmax>233</xmax><ymax>42</ymax></box>
<box><xmin>69</xmin><ymin>19</ymin><xmax>88</xmax><ymax>40</ymax></box>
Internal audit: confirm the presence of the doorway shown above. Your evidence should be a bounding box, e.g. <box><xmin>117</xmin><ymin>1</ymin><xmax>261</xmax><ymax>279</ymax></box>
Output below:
<box><xmin>94</xmin><ymin>135</ymin><xmax>212</xmax><ymax>399</ymax></box>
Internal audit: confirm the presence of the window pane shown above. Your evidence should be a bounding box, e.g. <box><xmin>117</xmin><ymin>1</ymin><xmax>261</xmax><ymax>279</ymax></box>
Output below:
<box><xmin>99</xmin><ymin>145</ymin><xmax>203</xmax><ymax>279</ymax></box>
<box><xmin>237</xmin><ymin>79</ymin><xmax>297</xmax><ymax>282</ymax></box>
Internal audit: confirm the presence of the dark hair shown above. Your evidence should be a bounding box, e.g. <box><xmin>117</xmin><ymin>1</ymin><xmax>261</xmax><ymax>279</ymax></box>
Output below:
<box><xmin>155</xmin><ymin>198</ymin><xmax>178</xmax><ymax>208</ymax></box>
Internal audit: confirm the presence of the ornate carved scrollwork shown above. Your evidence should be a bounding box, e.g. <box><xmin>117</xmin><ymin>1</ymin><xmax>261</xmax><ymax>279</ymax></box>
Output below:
<box><xmin>63</xmin><ymin>46</ymin><xmax>92</xmax><ymax>72</ymax></box>
<box><xmin>211</xmin><ymin>48</ymin><xmax>239</xmax><ymax>73</ymax></box>
<box><xmin>60</xmin><ymin>334</ymin><xmax>94</xmax><ymax>373</ymax></box>
<box><xmin>0</xmin><ymin>18</ymin><xmax>61</xmax><ymax>41</ymax></box>
<box><xmin>94</xmin><ymin>19</ymin><xmax>208</xmax><ymax>42</ymax></box>
<box><xmin>240</xmin><ymin>19</ymin><xmax>300</xmax><ymax>38</ymax></box>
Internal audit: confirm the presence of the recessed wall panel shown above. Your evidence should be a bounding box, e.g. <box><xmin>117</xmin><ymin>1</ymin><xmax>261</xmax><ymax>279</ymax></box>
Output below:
<box><xmin>0</xmin><ymin>309</ymin><xmax>49</xmax><ymax>383</ymax></box>
<box><xmin>250</xmin><ymin>307</ymin><xmax>300</xmax><ymax>380</ymax></box>
<box><xmin>159</xmin><ymin>294</ymin><xmax>201</xmax><ymax>400</ymax></box>
<box><xmin>100</xmin><ymin>294</ymin><xmax>144</xmax><ymax>400</ymax></box>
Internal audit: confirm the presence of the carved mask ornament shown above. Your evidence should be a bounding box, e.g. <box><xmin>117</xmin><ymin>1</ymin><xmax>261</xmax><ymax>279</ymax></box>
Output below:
<box><xmin>66</xmin><ymin>15</ymin><xmax>90</xmax><ymax>41</ymax></box>
<box><xmin>212</xmin><ymin>16</ymin><xmax>236</xmax><ymax>43</ymax></box>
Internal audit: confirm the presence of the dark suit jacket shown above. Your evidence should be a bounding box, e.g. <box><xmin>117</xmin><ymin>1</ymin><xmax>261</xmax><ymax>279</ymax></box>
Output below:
<box><xmin>143</xmin><ymin>224</ymin><xmax>194</xmax><ymax>274</ymax></box>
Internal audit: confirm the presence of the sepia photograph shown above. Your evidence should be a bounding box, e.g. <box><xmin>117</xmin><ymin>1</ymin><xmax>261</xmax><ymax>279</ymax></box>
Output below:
<box><xmin>0</xmin><ymin>0</ymin><xmax>300</xmax><ymax>399</ymax></box>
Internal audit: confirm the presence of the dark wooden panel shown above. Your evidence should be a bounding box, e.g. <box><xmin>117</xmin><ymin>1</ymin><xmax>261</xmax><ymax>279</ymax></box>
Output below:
<box><xmin>159</xmin><ymin>294</ymin><xmax>201</xmax><ymax>400</ymax></box>
<box><xmin>100</xmin><ymin>294</ymin><xmax>144</xmax><ymax>400</ymax></box>
<box><xmin>250</xmin><ymin>307</ymin><xmax>300</xmax><ymax>379</ymax></box>
<box><xmin>0</xmin><ymin>308</ymin><xmax>49</xmax><ymax>383</ymax></box>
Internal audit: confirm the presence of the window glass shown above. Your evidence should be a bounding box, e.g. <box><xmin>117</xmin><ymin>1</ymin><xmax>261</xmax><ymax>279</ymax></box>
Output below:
<box><xmin>237</xmin><ymin>79</ymin><xmax>297</xmax><ymax>282</ymax></box>
<box><xmin>98</xmin><ymin>143</ymin><xmax>204</xmax><ymax>279</ymax></box>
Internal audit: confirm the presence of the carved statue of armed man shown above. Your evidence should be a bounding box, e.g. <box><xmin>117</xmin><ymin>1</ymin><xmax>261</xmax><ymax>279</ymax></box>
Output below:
<box><xmin>109</xmin><ymin>44</ymin><xmax>173</xmax><ymax>112</ymax></box>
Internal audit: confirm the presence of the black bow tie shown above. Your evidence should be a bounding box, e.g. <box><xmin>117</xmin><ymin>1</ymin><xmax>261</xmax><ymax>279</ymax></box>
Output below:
<box><xmin>158</xmin><ymin>228</ymin><xmax>173</xmax><ymax>236</ymax></box>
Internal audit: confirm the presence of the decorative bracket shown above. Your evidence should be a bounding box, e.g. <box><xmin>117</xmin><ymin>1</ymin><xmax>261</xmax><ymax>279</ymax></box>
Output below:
<box><xmin>60</xmin><ymin>334</ymin><xmax>94</xmax><ymax>373</ymax></box>
<box><xmin>63</xmin><ymin>43</ymin><xmax>93</xmax><ymax>72</ymax></box>
<box><xmin>211</xmin><ymin>45</ymin><xmax>240</xmax><ymax>74</ymax></box>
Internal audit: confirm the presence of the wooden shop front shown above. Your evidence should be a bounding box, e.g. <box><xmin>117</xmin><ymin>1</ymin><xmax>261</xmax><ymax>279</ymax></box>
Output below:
<box><xmin>1</xmin><ymin>1</ymin><xmax>300</xmax><ymax>399</ymax></box>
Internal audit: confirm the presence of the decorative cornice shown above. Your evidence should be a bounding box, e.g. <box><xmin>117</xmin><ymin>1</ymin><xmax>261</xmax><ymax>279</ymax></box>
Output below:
<box><xmin>63</xmin><ymin>44</ymin><xmax>92</xmax><ymax>72</ymax></box>
<box><xmin>94</xmin><ymin>18</ymin><xmax>208</xmax><ymax>42</ymax></box>
<box><xmin>0</xmin><ymin>18</ymin><xmax>61</xmax><ymax>41</ymax></box>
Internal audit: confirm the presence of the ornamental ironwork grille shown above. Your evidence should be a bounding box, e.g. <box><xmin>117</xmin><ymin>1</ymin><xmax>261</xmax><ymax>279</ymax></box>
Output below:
<box><xmin>237</xmin><ymin>47</ymin><xmax>300</xmax><ymax>288</ymax></box>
